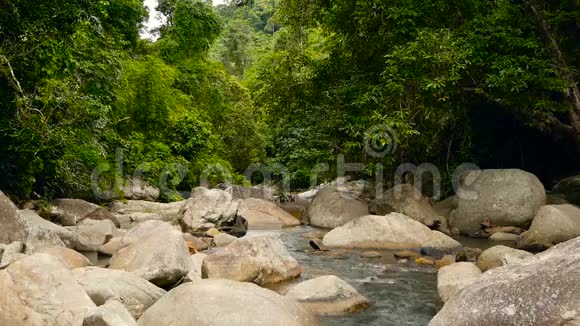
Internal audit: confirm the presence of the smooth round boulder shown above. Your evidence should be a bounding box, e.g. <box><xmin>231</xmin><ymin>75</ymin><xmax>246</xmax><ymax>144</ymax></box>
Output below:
<box><xmin>322</xmin><ymin>214</ymin><xmax>461</xmax><ymax>253</ymax></box>
<box><xmin>202</xmin><ymin>236</ymin><xmax>301</xmax><ymax>286</ymax></box>
<box><xmin>437</xmin><ymin>262</ymin><xmax>482</xmax><ymax>303</ymax></box>
<box><xmin>476</xmin><ymin>245</ymin><xmax>534</xmax><ymax>272</ymax></box>
<box><xmin>109</xmin><ymin>228</ymin><xmax>192</xmax><ymax>287</ymax></box>
<box><xmin>50</xmin><ymin>198</ymin><xmax>100</xmax><ymax>226</ymax></box>
<box><xmin>518</xmin><ymin>204</ymin><xmax>580</xmax><ymax>250</ymax></box>
<box><xmin>238</xmin><ymin>198</ymin><xmax>300</xmax><ymax>229</ymax></box>
<box><xmin>37</xmin><ymin>246</ymin><xmax>92</xmax><ymax>269</ymax></box>
<box><xmin>371</xmin><ymin>184</ymin><xmax>443</xmax><ymax>228</ymax></box>
<box><xmin>0</xmin><ymin>254</ymin><xmax>95</xmax><ymax>325</ymax></box>
<box><xmin>552</xmin><ymin>174</ymin><xmax>580</xmax><ymax>206</ymax></box>
<box><xmin>74</xmin><ymin>267</ymin><xmax>166</xmax><ymax>319</ymax></box>
<box><xmin>137</xmin><ymin>279</ymin><xmax>317</xmax><ymax>326</ymax></box>
<box><xmin>177</xmin><ymin>187</ymin><xmax>241</xmax><ymax>233</ymax></box>
<box><xmin>449</xmin><ymin>169</ymin><xmax>545</xmax><ymax>235</ymax></box>
<box><xmin>430</xmin><ymin>236</ymin><xmax>580</xmax><ymax>326</ymax></box>
<box><xmin>285</xmin><ymin>275</ymin><xmax>370</xmax><ymax>315</ymax></box>
<box><xmin>307</xmin><ymin>185</ymin><xmax>369</xmax><ymax>228</ymax></box>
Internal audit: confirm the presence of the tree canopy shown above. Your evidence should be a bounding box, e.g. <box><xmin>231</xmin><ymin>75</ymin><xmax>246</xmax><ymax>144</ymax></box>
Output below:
<box><xmin>0</xmin><ymin>0</ymin><xmax>579</xmax><ymax>201</ymax></box>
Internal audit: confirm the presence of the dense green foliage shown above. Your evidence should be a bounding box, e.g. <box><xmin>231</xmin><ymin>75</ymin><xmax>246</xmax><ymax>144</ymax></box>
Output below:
<box><xmin>0</xmin><ymin>0</ymin><xmax>264</xmax><ymax>200</ymax></box>
<box><xmin>216</xmin><ymin>0</ymin><xmax>580</xmax><ymax>188</ymax></box>
<box><xmin>1</xmin><ymin>0</ymin><xmax>579</xmax><ymax>201</ymax></box>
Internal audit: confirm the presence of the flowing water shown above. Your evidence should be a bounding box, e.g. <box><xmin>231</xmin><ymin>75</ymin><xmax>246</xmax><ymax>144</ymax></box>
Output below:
<box><xmin>246</xmin><ymin>226</ymin><xmax>441</xmax><ymax>326</ymax></box>
<box><xmin>85</xmin><ymin>224</ymin><xmax>503</xmax><ymax>325</ymax></box>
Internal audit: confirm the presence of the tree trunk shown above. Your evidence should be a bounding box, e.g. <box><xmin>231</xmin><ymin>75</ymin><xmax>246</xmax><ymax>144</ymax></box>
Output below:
<box><xmin>524</xmin><ymin>0</ymin><xmax>580</xmax><ymax>149</ymax></box>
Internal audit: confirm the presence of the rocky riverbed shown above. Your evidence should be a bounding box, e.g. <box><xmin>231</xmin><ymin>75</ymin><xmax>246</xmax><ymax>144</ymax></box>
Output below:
<box><xmin>0</xmin><ymin>168</ymin><xmax>579</xmax><ymax>325</ymax></box>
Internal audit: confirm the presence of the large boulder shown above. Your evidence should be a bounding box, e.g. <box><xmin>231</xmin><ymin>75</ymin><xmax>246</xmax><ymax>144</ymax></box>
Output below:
<box><xmin>552</xmin><ymin>174</ymin><xmax>580</xmax><ymax>206</ymax></box>
<box><xmin>83</xmin><ymin>299</ymin><xmax>137</xmax><ymax>326</ymax></box>
<box><xmin>202</xmin><ymin>236</ymin><xmax>302</xmax><ymax>286</ymax></box>
<box><xmin>437</xmin><ymin>262</ymin><xmax>482</xmax><ymax>303</ymax></box>
<box><xmin>237</xmin><ymin>198</ymin><xmax>300</xmax><ymax>229</ymax></box>
<box><xmin>322</xmin><ymin>214</ymin><xmax>461</xmax><ymax>254</ymax></box>
<box><xmin>100</xmin><ymin>220</ymin><xmax>176</xmax><ymax>256</ymax></box>
<box><xmin>23</xmin><ymin>226</ymin><xmax>66</xmax><ymax>254</ymax></box>
<box><xmin>476</xmin><ymin>245</ymin><xmax>534</xmax><ymax>272</ymax></box>
<box><xmin>213</xmin><ymin>233</ymin><xmax>237</xmax><ymax>247</ymax></box>
<box><xmin>449</xmin><ymin>169</ymin><xmax>545</xmax><ymax>235</ymax></box>
<box><xmin>109</xmin><ymin>228</ymin><xmax>191</xmax><ymax>287</ymax></box>
<box><xmin>19</xmin><ymin>209</ymin><xmax>76</xmax><ymax>245</ymax></box>
<box><xmin>185</xmin><ymin>253</ymin><xmax>207</xmax><ymax>281</ymax></box>
<box><xmin>50</xmin><ymin>198</ymin><xmax>100</xmax><ymax>226</ymax></box>
<box><xmin>430</xmin><ymin>236</ymin><xmax>580</xmax><ymax>325</ymax></box>
<box><xmin>371</xmin><ymin>184</ymin><xmax>443</xmax><ymax>228</ymax></box>
<box><xmin>225</xmin><ymin>185</ymin><xmax>277</xmax><ymax>201</ymax></box>
<box><xmin>285</xmin><ymin>275</ymin><xmax>370</xmax><ymax>315</ymax></box>
<box><xmin>137</xmin><ymin>279</ymin><xmax>317</xmax><ymax>326</ymax></box>
<box><xmin>177</xmin><ymin>187</ymin><xmax>241</xmax><ymax>233</ymax></box>
<box><xmin>37</xmin><ymin>246</ymin><xmax>92</xmax><ymax>269</ymax></box>
<box><xmin>109</xmin><ymin>200</ymin><xmax>185</xmax><ymax>229</ymax></box>
<box><xmin>307</xmin><ymin>185</ymin><xmax>369</xmax><ymax>228</ymax></box>
<box><xmin>121</xmin><ymin>178</ymin><xmax>160</xmax><ymax>202</ymax></box>
<box><xmin>434</xmin><ymin>196</ymin><xmax>458</xmax><ymax>221</ymax></box>
<box><xmin>0</xmin><ymin>191</ymin><xmax>28</xmax><ymax>244</ymax></box>
<box><xmin>72</xmin><ymin>218</ymin><xmax>120</xmax><ymax>252</ymax></box>
<box><xmin>518</xmin><ymin>204</ymin><xmax>580</xmax><ymax>250</ymax></box>
<box><xmin>0</xmin><ymin>254</ymin><xmax>95</xmax><ymax>325</ymax></box>
<box><xmin>74</xmin><ymin>267</ymin><xmax>166</xmax><ymax>319</ymax></box>
<box><xmin>85</xmin><ymin>207</ymin><xmax>120</xmax><ymax>228</ymax></box>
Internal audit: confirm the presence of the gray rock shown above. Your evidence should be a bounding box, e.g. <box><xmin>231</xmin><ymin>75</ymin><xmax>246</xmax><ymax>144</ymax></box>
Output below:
<box><xmin>137</xmin><ymin>279</ymin><xmax>317</xmax><ymax>326</ymax></box>
<box><xmin>519</xmin><ymin>204</ymin><xmax>580</xmax><ymax>250</ymax></box>
<box><xmin>108</xmin><ymin>200</ymin><xmax>185</xmax><ymax>227</ymax></box>
<box><xmin>553</xmin><ymin>175</ymin><xmax>580</xmax><ymax>206</ymax></box>
<box><xmin>225</xmin><ymin>185</ymin><xmax>277</xmax><ymax>201</ymax></box>
<box><xmin>202</xmin><ymin>236</ymin><xmax>301</xmax><ymax>286</ymax></box>
<box><xmin>86</xmin><ymin>208</ymin><xmax>120</xmax><ymax>228</ymax></box>
<box><xmin>0</xmin><ymin>241</ymin><xmax>26</xmax><ymax>267</ymax></box>
<box><xmin>19</xmin><ymin>209</ymin><xmax>77</xmax><ymax>246</ymax></box>
<box><xmin>430</xmin><ymin>237</ymin><xmax>580</xmax><ymax>326</ymax></box>
<box><xmin>50</xmin><ymin>198</ymin><xmax>100</xmax><ymax>226</ymax></box>
<box><xmin>0</xmin><ymin>254</ymin><xmax>95</xmax><ymax>325</ymax></box>
<box><xmin>83</xmin><ymin>299</ymin><xmax>137</xmax><ymax>326</ymax></box>
<box><xmin>23</xmin><ymin>226</ymin><xmax>66</xmax><ymax>254</ymax></box>
<box><xmin>308</xmin><ymin>185</ymin><xmax>369</xmax><ymax>228</ymax></box>
<box><xmin>74</xmin><ymin>267</ymin><xmax>166</xmax><ymax>319</ymax></box>
<box><xmin>286</xmin><ymin>275</ymin><xmax>370</xmax><ymax>315</ymax></box>
<box><xmin>434</xmin><ymin>196</ymin><xmax>458</xmax><ymax>221</ymax></box>
<box><xmin>476</xmin><ymin>245</ymin><xmax>534</xmax><ymax>272</ymax></box>
<box><xmin>489</xmin><ymin>232</ymin><xmax>520</xmax><ymax>242</ymax></box>
<box><xmin>437</xmin><ymin>262</ymin><xmax>482</xmax><ymax>303</ymax></box>
<box><xmin>371</xmin><ymin>184</ymin><xmax>443</xmax><ymax>228</ymax></box>
<box><xmin>213</xmin><ymin>233</ymin><xmax>237</xmax><ymax>247</ymax></box>
<box><xmin>322</xmin><ymin>214</ymin><xmax>461</xmax><ymax>253</ymax></box>
<box><xmin>237</xmin><ymin>198</ymin><xmax>300</xmax><ymax>229</ymax></box>
<box><xmin>99</xmin><ymin>221</ymin><xmax>177</xmax><ymax>256</ymax></box>
<box><xmin>185</xmin><ymin>253</ymin><xmax>207</xmax><ymax>281</ymax></box>
<box><xmin>121</xmin><ymin>178</ymin><xmax>160</xmax><ymax>202</ymax></box>
<box><xmin>177</xmin><ymin>187</ymin><xmax>240</xmax><ymax>233</ymax></box>
<box><xmin>0</xmin><ymin>191</ymin><xmax>28</xmax><ymax>244</ymax></box>
<box><xmin>36</xmin><ymin>246</ymin><xmax>92</xmax><ymax>269</ymax></box>
<box><xmin>109</xmin><ymin>228</ymin><xmax>191</xmax><ymax>287</ymax></box>
<box><xmin>449</xmin><ymin>169</ymin><xmax>545</xmax><ymax>235</ymax></box>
